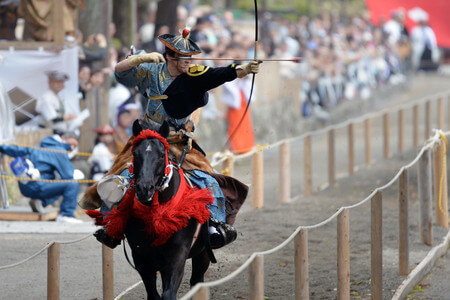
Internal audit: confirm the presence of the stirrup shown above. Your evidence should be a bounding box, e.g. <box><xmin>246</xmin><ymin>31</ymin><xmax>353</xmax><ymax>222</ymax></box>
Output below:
<box><xmin>93</xmin><ymin>228</ymin><xmax>121</xmax><ymax>249</ymax></box>
<box><xmin>209</xmin><ymin>219</ymin><xmax>237</xmax><ymax>249</ymax></box>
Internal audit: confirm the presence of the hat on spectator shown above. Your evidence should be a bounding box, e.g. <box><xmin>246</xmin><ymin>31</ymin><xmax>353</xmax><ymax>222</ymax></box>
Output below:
<box><xmin>158</xmin><ymin>27</ymin><xmax>201</xmax><ymax>56</ymax></box>
<box><xmin>93</xmin><ymin>125</ymin><xmax>116</xmax><ymax>135</ymax></box>
<box><xmin>45</xmin><ymin>70</ymin><xmax>69</xmax><ymax>81</ymax></box>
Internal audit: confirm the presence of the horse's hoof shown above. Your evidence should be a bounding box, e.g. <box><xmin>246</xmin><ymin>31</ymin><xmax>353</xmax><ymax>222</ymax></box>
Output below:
<box><xmin>94</xmin><ymin>228</ymin><xmax>122</xmax><ymax>249</ymax></box>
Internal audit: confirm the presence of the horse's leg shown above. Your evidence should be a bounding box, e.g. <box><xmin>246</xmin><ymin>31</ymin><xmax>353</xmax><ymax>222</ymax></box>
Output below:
<box><xmin>160</xmin><ymin>250</ymin><xmax>189</xmax><ymax>300</ymax></box>
<box><xmin>133</xmin><ymin>254</ymin><xmax>160</xmax><ymax>300</ymax></box>
<box><xmin>190</xmin><ymin>250</ymin><xmax>210</xmax><ymax>287</ymax></box>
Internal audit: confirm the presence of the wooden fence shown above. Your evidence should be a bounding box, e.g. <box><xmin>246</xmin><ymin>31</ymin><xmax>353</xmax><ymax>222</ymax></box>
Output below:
<box><xmin>0</xmin><ymin>91</ymin><xmax>449</xmax><ymax>299</ymax></box>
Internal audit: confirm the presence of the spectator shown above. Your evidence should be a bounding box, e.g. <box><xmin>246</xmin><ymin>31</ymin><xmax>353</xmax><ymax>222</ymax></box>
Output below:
<box><xmin>114</xmin><ymin>105</ymin><xmax>133</xmax><ymax>152</ymax></box>
<box><xmin>0</xmin><ymin>132</ymin><xmax>84</xmax><ymax>223</ymax></box>
<box><xmin>79</xmin><ymin>33</ymin><xmax>108</xmax><ymax>70</ymax></box>
<box><xmin>78</xmin><ymin>64</ymin><xmax>92</xmax><ymax>101</ymax></box>
<box><xmin>410</xmin><ymin>9</ymin><xmax>439</xmax><ymax>71</ymax></box>
<box><xmin>35</xmin><ymin>71</ymin><xmax>77</xmax><ymax>134</ymax></box>
<box><xmin>89</xmin><ymin>125</ymin><xmax>117</xmax><ymax>181</ymax></box>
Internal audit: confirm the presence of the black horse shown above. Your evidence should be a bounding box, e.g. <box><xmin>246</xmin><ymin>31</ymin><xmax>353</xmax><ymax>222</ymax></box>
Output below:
<box><xmin>124</xmin><ymin>119</ymin><xmax>215</xmax><ymax>299</ymax></box>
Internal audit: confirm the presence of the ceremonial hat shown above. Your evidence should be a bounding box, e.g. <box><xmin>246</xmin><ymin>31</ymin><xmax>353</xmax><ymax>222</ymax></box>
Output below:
<box><xmin>45</xmin><ymin>70</ymin><xmax>69</xmax><ymax>81</ymax></box>
<box><xmin>93</xmin><ymin>125</ymin><xmax>116</xmax><ymax>134</ymax></box>
<box><xmin>158</xmin><ymin>28</ymin><xmax>201</xmax><ymax>56</ymax></box>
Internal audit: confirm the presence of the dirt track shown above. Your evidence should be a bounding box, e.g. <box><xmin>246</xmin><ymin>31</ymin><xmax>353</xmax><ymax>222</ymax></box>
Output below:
<box><xmin>0</xmin><ymin>73</ymin><xmax>449</xmax><ymax>299</ymax></box>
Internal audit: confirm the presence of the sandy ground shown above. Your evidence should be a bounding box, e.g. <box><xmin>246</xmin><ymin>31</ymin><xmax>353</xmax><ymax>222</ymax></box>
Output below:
<box><xmin>0</xmin><ymin>73</ymin><xmax>449</xmax><ymax>299</ymax></box>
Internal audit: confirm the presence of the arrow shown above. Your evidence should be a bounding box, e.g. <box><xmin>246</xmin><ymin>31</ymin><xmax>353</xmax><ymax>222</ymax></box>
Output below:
<box><xmin>173</xmin><ymin>57</ymin><xmax>302</xmax><ymax>63</ymax></box>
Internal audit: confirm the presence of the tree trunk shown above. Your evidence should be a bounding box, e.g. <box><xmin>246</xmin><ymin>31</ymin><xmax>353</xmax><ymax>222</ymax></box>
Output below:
<box><xmin>155</xmin><ymin>0</ymin><xmax>180</xmax><ymax>35</ymax></box>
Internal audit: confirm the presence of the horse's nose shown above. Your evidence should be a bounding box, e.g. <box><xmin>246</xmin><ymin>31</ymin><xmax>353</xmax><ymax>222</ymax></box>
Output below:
<box><xmin>136</xmin><ymin>185</ymin><xmax>154</xmax><ymax>203</ymax></box>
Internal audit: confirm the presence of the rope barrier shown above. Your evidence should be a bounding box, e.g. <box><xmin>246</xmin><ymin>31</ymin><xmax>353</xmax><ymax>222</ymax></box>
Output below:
<box><xmin>0</xmin><ymin>174</ymin><xmax>97</xmax><ymax>184</ymax></box>
<box><xmin>180</xmin><ymin>131</ymin><xmax>449</xmax><ymax>300</ymax></box>
<box><xmin>0</xmin><ymin>231</ymin><xmax>94</xmax><ymax>270</ymax></box>
<box><xmin>0</xmin><ymin>140</ymin><xmax>115</xmax><ymax>158</ymax></box>
<box><xmin>208</xmin><ymin>90</ymin><xmax>450</xmax><ymax>165</ymax></box>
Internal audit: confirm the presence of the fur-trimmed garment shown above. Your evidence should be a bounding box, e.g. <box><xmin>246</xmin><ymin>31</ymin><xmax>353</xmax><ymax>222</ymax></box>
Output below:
<box><xmin>87</xmin><ymin>168</ymin><xmax>214</xmax><ymax>246</ymax></box>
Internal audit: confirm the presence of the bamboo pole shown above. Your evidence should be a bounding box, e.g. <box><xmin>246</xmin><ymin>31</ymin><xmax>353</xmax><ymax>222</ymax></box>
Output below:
<box><xmin>398</xmin><ymin>109</ymin><xmax>405</xmax><ymax>152</ymax></box>
<box><xmin>399</xmin><ymin>169</ymin><xmax>409</xmax><ymax>275</ymax></box>
<box><xmin>249</xmin><ymin>255</ymin><xmax>264</xmax><ymax>300</ymax></box>
<box><xmin>418</xmin><ymin>149</ymin><xmax>433</xmax><ymax>246</ymax></box>
<box><xmin>193</xmin><ymin>287</ymin><xmax>210</xmax><ymax>300</ymax></box>
<box><xmin>221</xmin><ymin>156</ymin><xmax>234</xmax><ymax>177</ymax></box>
<box><xmin>425</xmin><ymin>101</ymin><xmax>432</xmax><ymax>140</ymax></box>
<box><xmin>47</xmin><ymin>243</ymin><xmax>60</xmax><ymax>300</ymax></box>
<box><xmin>365</xmin><ymin>118</ymin><xmax>372</xmax><ymax>166</ymax></box>
<box><xmin>328</xmin><ymin>129</ymin><xmax>335</xmax><ymax>186</ymax></box>
<box><xmin>279</xmin><ymin>142</ymin><xmax>290</xmax><ymax>203</ymax></box>
<box><xmin>371</xmin><ymin>191</ymin><xmax>383</xmax><ymax>300</ymax></box>
<box><xmin>304</xmin><ymin>135</ymin><xmax>312</xmax><ymax>196</ymax></box>
<box><xmin>433</xmin><ymin>141</ymin><xmax>449</xmax><ymax>228</ymax></box>
<box><xmin>383</xmin><ymin>113</ymin><xmax>390</xmax><ymax>158</ymax></box>
<box><xmin>348</xmin><ymin>123</ymin><xmax>354</xmax><ymax>175</ymax></box>
<box><xmin>295</xmin><ymin>229</ymin><xmax>309</xmax><ymax>300</ymax></box>
<box><xmin>252</xmin><ymin>151</ymin><xmax>264</xmax><ymax>209</ymax></box>
<box><xmin>413</xmin><ymin>105</ymin><xmax>419</xmax><ymax>148</ymax></box>
<box><xmin>337</xmin><ymin>209</ymin><xmax>350</xmax><ymax>300</ymax></box>
<box><xmin>438</xmin><ymin>97</ymin><xmax>444</xmax><ymax>130</ymax></box>
<box><xmin>102</xmin><ymin>245</ymin><xmax>114</xmax><ymax>300</ymax></box>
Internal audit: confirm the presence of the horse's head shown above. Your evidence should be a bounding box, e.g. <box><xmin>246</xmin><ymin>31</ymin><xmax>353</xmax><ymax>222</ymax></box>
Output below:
<box><xmin>131</xmin><ymin>119</ymin><xmax>170</xmax><ymax>204</ymax></box>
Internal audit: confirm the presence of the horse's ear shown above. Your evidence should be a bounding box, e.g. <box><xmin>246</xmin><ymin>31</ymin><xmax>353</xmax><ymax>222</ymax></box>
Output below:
<box><xmin>159</xmin><ymin>121</ymin><xmax>170</xmax><ymax>138</ymax></box>
<box><xmin>132</xmin><ymin>119</ymin><xmax>143</xmax><ymax>137</ymax></box>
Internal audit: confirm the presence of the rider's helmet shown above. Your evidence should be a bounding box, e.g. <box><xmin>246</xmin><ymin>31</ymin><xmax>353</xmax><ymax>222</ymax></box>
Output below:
<box><xmin>158</xmin><ymin>27</ymin><xmax>201</xmax><ymax>56</ymax></box>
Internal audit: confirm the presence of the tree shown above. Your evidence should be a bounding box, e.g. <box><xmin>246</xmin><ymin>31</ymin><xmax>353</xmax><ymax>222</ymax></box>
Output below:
<box><xmin>155</xmin><ymin>0</ymin><xmax>180</xmax><ymax>35</ymax></box>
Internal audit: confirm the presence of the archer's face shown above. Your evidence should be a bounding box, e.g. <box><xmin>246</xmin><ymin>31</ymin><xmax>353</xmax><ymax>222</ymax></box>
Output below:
<box><xmin>169</xmin><ymin>54</ymin><xmax>192</xmax><ymax>74</ymax></box>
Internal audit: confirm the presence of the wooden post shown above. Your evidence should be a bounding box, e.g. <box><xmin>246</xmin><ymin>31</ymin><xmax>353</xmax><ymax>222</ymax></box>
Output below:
<box><xmin>383</xmin><ymin>113</ymin><xmax>390</xmax><ymax>158</ymax></box>
<box><xmin>252</xmin><ymin>151</ymin><xmax>264</xmax><ymax>209</ymax></box>
<box><xmin>413</xmin><ymin>105</ymin><xmax>419</xmax><ymax>148</ymax></box>
<box><xmin>328</xmin><ymin>129</ymin><xmax>335</xmax><ymax>186</ymax></box>
<box><xmin>337</xmin><ymin>209</ymin><xmax>350</xmax><ymax>300</ymax></box>
<box><xmin>295</xmin><ymin>229</ymin><xmax>309</xmax><ymax>300</ymax></box>
<box><xmin>279</xmin><ymin>142</ymin><xmax>290</xmax><ymax>203</ymax></box>
<box><xmin>399</xmin><ymin>169</ymin><xmax>409</xmax><ymax>275</ymax></box>
<box><xmin>47</xmin><ymin>243</ymin><xmax>60</xmax><ymax>300</ymax></box>
<box><xmin>425</xmin><ymin>101</ymin><xmax>431</xmax><ymax>140</ymax></box>
<box><xmin>371</xmin><ymin>191</ymin><xmax>383</xmax><ymax>300</ymax></box>
<box><xmin>398</xmin><ymin>109</ymin><xmax>405</xmax><ymax>152</ymax></box>
<box><xmin>438</xmin><ymin>97</ymin><xmax>444</xmax><ymax>129</ymax></box>
<box><xmin>222</xmin><ymin>156</ymin><xmax>234</xmax><ymax>177</ymax></box>
<box><xmin>102</xmin><ymin>245</ymin><xmax>114</xmax><ymax>300</ymax></box>
<box><xmin>52</xmin><ymin>0</ymin><xmax>65</xmax><ymax>46</ymax></box>
<box><xmin>249</xmin><ymin>255</ymin><xmax>264</xmax><ymax>300</ymax></box>
<box><xmin>433</xmin><ymin>140</ymin><xmax>449</xmax><ymax>228</ymax></box>
<box><xmin>348</xmin><ymin>123</ymin><xmax>354</xmax><ymax>175</ymax></box>
<box><xmin>418</xmin><ymin>149</ymin><xmax>433</xmax><ymax>246</ymax></box>
<box><xmin>365</xmin><ymin>118</ymin><xmax>372</xmax><ymax>166</ymax></box>
<box><xmin>448</xmin><ymin>95</ymin><xmax>450</xmax><ymax>130</ymax></box>
<box><xmin>304</xmin><ymin>135</ymin><xmax>312</xmax><ymax>196</ymax></box>
<box><xmin>193</xmin><ymin>287</ymin><xmax>210</xmax><ymax>300</ymax></box>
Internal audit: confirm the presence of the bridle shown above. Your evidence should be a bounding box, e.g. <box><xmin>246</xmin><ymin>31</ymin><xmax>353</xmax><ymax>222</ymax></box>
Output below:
<box><xmin>130</xmin><ymin>129</ymin><xmax>174</xmax><ymax>194</ymax></box>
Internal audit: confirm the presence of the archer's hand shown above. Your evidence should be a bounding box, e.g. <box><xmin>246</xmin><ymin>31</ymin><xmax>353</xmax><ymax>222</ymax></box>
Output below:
<box><xmin>237</xmin><ymin>61</ymin><xmax>261</xmax><ymax>78</ymax></box>
<box><xmin>127</xmin><ymin>52</ymin><xmax>166</xmax><ymax>67</ymax></box>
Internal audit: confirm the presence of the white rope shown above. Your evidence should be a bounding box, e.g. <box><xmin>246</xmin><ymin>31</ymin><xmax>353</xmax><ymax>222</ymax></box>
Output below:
<box><xmin>209</xmin><ymin>90</ymin><xmax>450</xmax><ymax>163</ymax></box>
<box><xmin>114</xmin><ymin>280</ymin><xmax>143</xmax><ymax>300</ymax></box>
<box><xmin>0</xmin><ymin>231</ymin><xmax>94</xmax><ymax>270</ymax></box>
<box><xmin>180</xmin><ymin>130</ymin><xmax>449</xmax><ymax>299</ymax></box>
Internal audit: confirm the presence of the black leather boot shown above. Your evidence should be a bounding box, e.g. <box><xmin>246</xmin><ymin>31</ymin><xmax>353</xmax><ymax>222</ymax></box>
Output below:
<box><xmin>93</xmin><ymin>228</ymin><xmax>121</xmax><ymax>249</ymax></box>
<box><xmin>209</xmin><ymin>218</ymin><xmax>237</xmax><ymax>249</ymax></box>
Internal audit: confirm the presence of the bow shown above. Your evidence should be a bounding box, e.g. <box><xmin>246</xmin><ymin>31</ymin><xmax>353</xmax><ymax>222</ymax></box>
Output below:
<box><xmin>224</xmin><ymin>0</ymin><xmax>258</xmax><ymax>149</ymax></box>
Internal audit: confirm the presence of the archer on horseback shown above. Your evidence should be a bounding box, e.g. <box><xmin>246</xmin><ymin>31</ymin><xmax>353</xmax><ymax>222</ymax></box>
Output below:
<box><xmin>80</xmin><ymin>27</ymin><xmax>261</xmax><ymax>250</ymax></box>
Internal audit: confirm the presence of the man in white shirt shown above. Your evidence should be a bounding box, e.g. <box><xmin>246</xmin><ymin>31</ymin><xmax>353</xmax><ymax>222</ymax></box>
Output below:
<box><xmin>410</xmin><ymin>13</ymin><xmax>439</xmax><ymax>71</ymax></box>
<box><xmin>35</xmin><ymin>71</ymin><xmax>76</xmax><ymax>134</ymax></box>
